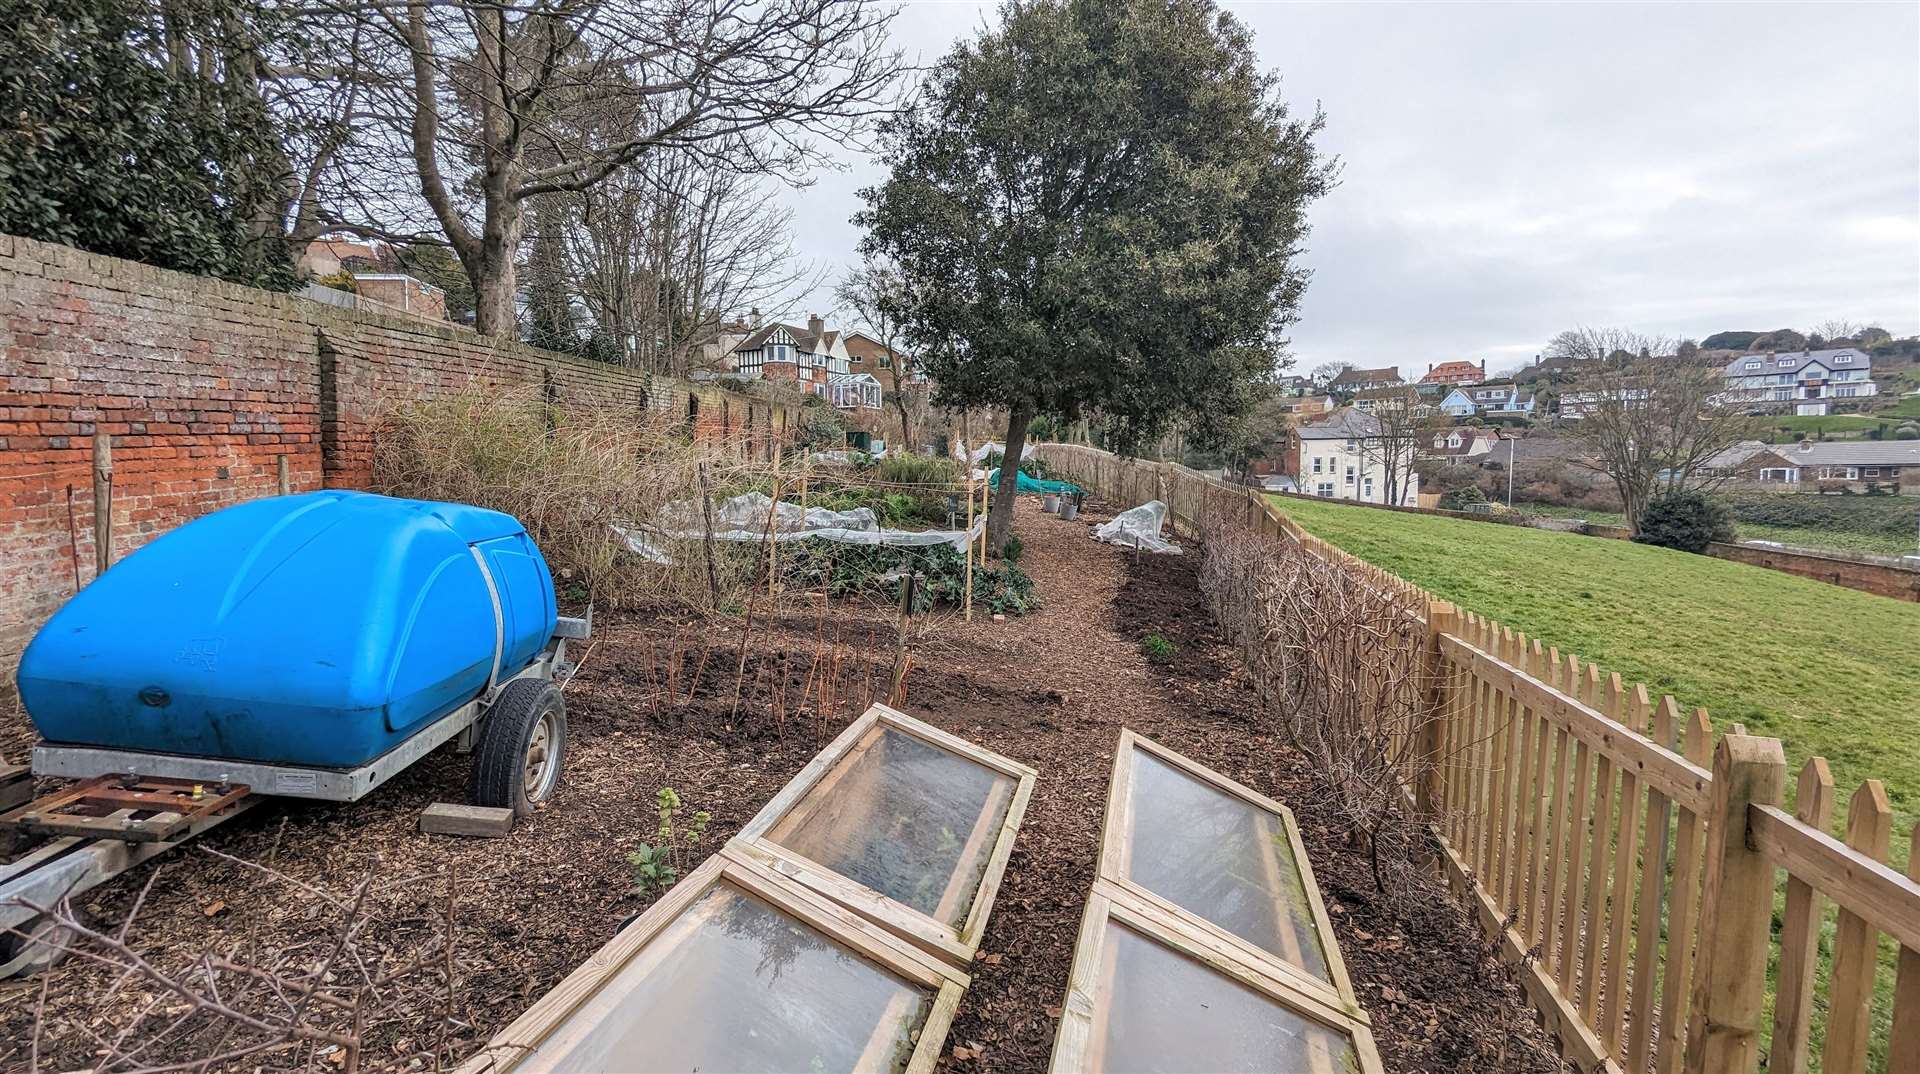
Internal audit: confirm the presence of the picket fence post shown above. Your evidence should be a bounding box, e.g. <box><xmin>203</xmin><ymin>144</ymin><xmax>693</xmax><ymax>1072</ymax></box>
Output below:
<box><xmin>1684</xmin><ymin>734</ymin><xmax>1786</xmax><ymax>1074</ymax></box>
<box><xmin>1417</xmin><ymin>601</ymin><xmax>1458</xmax><ymax>817</ymax></box>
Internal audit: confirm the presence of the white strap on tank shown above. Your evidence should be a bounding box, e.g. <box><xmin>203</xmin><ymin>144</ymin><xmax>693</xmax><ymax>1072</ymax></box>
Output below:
<box><xmin>467</xmin><ymin>545</ymin><xmax>505</xmax><ymax>692</ymax></box>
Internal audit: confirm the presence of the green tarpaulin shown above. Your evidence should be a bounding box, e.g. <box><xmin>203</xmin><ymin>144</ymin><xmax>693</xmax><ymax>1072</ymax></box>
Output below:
<box><xmin>987</xmin><ymin>468</ymin><xmax>1082</xmax><ymax>496</ymax></box>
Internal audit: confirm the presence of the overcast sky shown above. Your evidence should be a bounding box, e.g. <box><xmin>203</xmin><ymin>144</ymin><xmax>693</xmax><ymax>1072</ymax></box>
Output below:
<box><xmin>770</xmin><ymin>1</ymin><xmax>1920</xmax><ymax>378</ymax></box>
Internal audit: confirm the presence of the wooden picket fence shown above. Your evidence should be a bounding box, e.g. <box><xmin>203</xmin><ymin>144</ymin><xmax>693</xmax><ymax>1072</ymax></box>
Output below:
<box><xmin>1033</xmin><ymin>443</ymin><xmax>1920</xmax><ymax>1074</ymax></box>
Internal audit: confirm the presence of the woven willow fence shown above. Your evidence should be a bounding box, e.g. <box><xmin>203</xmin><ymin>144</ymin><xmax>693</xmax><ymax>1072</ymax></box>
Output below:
<box><xmin>1033</xmin><ymin>443</ymin><xmax>1920</xmax><ymax>1074</ymax></box>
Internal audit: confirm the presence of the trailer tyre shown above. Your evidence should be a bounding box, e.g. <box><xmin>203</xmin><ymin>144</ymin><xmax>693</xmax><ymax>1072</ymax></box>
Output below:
<box><xmin>470</xmin><ymin>678</ymin><xmax>567</xmax><ymax>816</ymax></box>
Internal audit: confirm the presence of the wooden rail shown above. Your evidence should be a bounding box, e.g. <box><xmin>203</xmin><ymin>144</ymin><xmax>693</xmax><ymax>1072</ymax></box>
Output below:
<box><xmin>1033</xmin><ymin>442</ymin><xmax>1920</xmax><ymax>1074</ymax></box>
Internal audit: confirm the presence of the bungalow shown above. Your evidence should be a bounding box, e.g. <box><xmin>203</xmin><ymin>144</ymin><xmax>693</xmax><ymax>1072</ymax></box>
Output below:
<box><xmin>1437</xmin><ymin>383</ymin><xmax>1535</xmax><ymax>418</ymax></box>
<box><xmin>1328</xmin><ymin>366</ymin><xmax>1404</xmax><ymax>394</ymax></box>
<box><xmin>1419</xmin><ymin>360</ymin><xmax>1486</xmax><ymax>386</ymax></box>
<box><xmin>1748</xmin><ymin>440</ymin><xmax>1920</xmax><ymax>487</ymax></box>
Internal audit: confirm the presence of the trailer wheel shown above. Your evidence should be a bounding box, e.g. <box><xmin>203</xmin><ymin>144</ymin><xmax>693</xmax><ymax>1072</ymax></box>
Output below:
<box><xmin>1</xmin><ymin>911</ymin><xmax>82</xmax><ymax>978</ymax></box>
<box><xmin>470</xmin><ymin>678</ymin><xmax>567</xmax><ymax>816</ymax></box>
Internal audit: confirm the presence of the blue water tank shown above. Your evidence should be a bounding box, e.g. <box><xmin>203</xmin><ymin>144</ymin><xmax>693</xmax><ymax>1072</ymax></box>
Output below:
<box><xmin>17</xmin><ymin>492</ymin><xmax>557</xmax><ymax>769</ymax></box>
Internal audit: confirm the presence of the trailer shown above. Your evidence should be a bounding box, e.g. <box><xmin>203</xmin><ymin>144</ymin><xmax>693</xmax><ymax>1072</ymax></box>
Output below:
<box><xmin>2</xmin><ymin>491</ymin><xmax>590</xmax><ymax>977</ymax></box>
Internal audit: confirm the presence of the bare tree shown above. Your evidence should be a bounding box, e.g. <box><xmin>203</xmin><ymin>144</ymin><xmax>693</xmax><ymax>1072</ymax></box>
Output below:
<box><xmin>835</xmin><ymin>261</ymin><xmax>919</xmax><ymax>448</ymax></box>
<box><xmin>1557</xmin><ymin>327</ymin><xmax>1757</xmax><ymax>532</ymax></box>
<box><xmin>297</xmin><ymin>0</ymin><xmax>901</xmax><ymax>336</ymax></box>
<box><xmin>1308</xmin><ymin>360</ymin><xmax>1354</xmax><ymax>386</ymax></box>
<box><xmin>556</xmin><ymin>156</ymin><xmax>816</xmax><ymax>371</ymax></box>
<box><xmin>1356</xmin><ymin>393</ymin><xmax>1426</xmax><ymax>506</ymax></box>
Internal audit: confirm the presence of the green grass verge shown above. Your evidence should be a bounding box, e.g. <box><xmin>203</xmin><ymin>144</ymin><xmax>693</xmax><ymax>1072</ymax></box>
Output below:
<box><xmin>1517</xmin><ymin>503</ymin><xmax>1920</xmax><ymax>558</ymax></box>
<box><xmin>1271</xmin><ymin>495</ymin><xmax>1920</xmax><ymax>830</ymax></box>
<box><xmin>1272</xmin><ymin>494</ymin><xmax>1919</xmax><ymax>1072</ymax></box>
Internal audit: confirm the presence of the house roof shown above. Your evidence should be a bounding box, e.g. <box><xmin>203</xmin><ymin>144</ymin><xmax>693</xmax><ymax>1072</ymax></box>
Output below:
<box><xmin>734</xmin><ymin>322</ymin><xmax>831</xmax><ymax>354</ymax></box>
<box><xmin>829</xmin><ymin>372</ymin><xmax>881</xmax><ymax>386</ymax></box>
<box><xmin>1483</xmin><ymin>435</ymin><xmax>1590</xmax><ymax>468</ymax></box>
<box><xmin>1723</xmin><ymin>348</ymin><xmax>1870</xmax><ymax>376</ymax></box>
<box><xmin>1423</xmin><ymin>427</ymin><xmax>1498</xmax><ymax>456</ymax></box>
<box><xmin>1329</xmin><ymin>366</ymin><xmax>1401</xmax><ymax>388</ymax></box>
<box><xmin>1354</xmin><ymin>384</ymin><xmax>1420</xmax><ymax>401</ymax></box>
<box><xmin>1778</xmin><ymin>441</ymin><xmax>1920</xmax><ymax>467</ymax></box>
<box><xmin>1704</xmin><ymin>440</ymin><xmax>1792</xmax><ymax>470</ymax></box>
<box><xmin>1420</xmin><ymin>361</ymin><xmax>1484</xmax><ymax>383</ymax></box>
<box><xmin>1297</xmin><ymin>407</ymin><xmax>1387</xmax><ymax>439</ymax></box>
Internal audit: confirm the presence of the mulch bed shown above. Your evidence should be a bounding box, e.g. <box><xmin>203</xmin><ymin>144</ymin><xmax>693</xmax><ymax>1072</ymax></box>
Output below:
<box><xmin>0</xmin><ymin>496</ymin><xmax>1570</xmax><ymax>1073</ymax></box>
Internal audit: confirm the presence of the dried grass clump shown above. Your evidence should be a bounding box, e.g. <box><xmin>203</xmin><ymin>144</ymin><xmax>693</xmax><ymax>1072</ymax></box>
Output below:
<box><xmin>370</xmin><ymin>386</ymin><xmax>770</xmax><ymax>609</ymax></box>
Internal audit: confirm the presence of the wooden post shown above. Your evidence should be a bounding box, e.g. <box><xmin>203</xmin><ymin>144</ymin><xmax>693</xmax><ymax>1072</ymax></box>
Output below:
<box><xmin>964</xmin><ymin>466</ymin><xmax>976</xmax><ymax>622</ymax></box>
<box><xmin>800</xmin><ymin>448</ymin><xmax>810</xmax><ymax>512</ymax></box>
<box><xmin>1684</xmin><ymin>734</ymin><xmax>1786</xmax><ymax>1074</ymax></box>
<box><xmin>1819</xmin><ymin>780</ymin><xmax>1892</xmax><ymax>1074</ymax></box>
<box><xmin>92</xmin><ymin>432</ymin><xmax>113</xmax><ymax>576</ymax></box>
<box><xmin>764</xmin><ymin>448</ymin><xmax>783</xmax><ymax>597</ymax></box>
<box><xmin>277</xmin><ymin>453</ymin><xmax>291</xmax><ymax>495</ymax></box>
<box><xmin>1889</xmin><ymin>823</ymin><xmax>1920</xmax><ymax>1072</ymax></box>
<box><xmin>1417</xmin><ymin>601</ymin><xmax>1458</xmax><ymax>817</ymax></box>
<box><xmin>1769</xmin><ymin>757</ymin><xmax>1835</xmax><ymax>1074</ymax></box>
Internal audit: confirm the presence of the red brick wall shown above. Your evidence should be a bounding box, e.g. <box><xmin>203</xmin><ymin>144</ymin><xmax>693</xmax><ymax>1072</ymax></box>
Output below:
<box><xmin>0</xmin><ymin>233</ymin><xmax>794</xmax><ymax>683</ymax></box>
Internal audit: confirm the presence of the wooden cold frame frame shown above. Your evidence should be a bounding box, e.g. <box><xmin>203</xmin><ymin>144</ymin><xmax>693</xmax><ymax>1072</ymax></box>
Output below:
<box><xmin>726</xmin><ymin>701</ymin><xmax>1036</xmax><ymax>968</ymax></box>
<box><xmin>453</xmin><ymin>850</ymin><xmax>967</xmax><ymax>1074</ymax></box>
<box><xmin>1048</xmin><ymin>880</ymin><xmax>1385</xmax><ymax>1074</ymax></box>
<box><xmin>1096</xmin><ymin>729</ymin><xmax>1361</xmax><ymax>1012</ymax></box>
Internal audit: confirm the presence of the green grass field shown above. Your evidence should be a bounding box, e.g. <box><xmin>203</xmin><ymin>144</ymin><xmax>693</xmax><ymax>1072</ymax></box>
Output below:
<box><xmin>1271</xmin><ymin>494</ymin><xmax>1920</xmax><ymax>830</ymax></box>
<box><xmin>1273</xmin><ymin>493</ymin><xmax>1920</xmax><ymax>1071</ymax></box>
<box><xmin>1516</xmin><ymin>503</ymin><xmax>1920</xmax><ymax>558</ymax></box>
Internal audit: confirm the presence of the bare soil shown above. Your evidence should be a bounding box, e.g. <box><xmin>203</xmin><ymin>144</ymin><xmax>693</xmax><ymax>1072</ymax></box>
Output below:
<box><xmin>0</xmin><ymin>497</ymin><xmax>1570</xmax><ymax>1073</ymax></box>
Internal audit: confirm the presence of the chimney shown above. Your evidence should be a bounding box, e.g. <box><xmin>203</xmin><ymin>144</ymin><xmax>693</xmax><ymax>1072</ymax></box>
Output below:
<box><xmin>807</xmin><ymin>313</ymin><xmax>825</xmax><ymax>337</ymax></box>
<box><xmin>1428</xmin><ymin>363</ymin><xmax>1434</xmax><ymax>373</ymax></box>
<box><xmin>1797</xmin><ymin>439</ymin><xmax>1814</xmax><ymax>454</ymax></box>
<box><xmin>747</xmin><ymin>306</ymin><xmax>762</xmax><ymax>328</ymax></box>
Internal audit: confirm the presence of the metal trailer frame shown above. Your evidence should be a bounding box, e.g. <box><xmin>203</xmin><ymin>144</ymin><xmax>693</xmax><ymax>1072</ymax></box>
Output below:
<box><xmin>29</xmin><ymin>614</ymin><xmax>589</xmax><ymax>802</ymax></box>
<box><xmin>2</xmin><ymin>613</ymin><xmax>591</xmax><ymax>975</ymax></box>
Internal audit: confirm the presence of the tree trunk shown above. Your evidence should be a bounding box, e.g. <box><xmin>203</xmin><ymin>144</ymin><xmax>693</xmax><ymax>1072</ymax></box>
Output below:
<box><xmin>986</xmin><ymin>403</ymin><xmax>1033</xmax><ymax>554</ymax></box>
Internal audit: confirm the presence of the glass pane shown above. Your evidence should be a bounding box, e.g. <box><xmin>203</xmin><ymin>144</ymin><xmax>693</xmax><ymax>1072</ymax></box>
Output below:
<box><xmin>770</xmin><ymin>725</ymin><xmax>1015</xmax><ymax>926</ymax></box>
<box><xmin>531</xmin><ymin>883</ymin><xmax>932</xmax><ymax>1073</ymax></box>
<box><xmin>1123</xmin><ymin>749</ymin><xmax>1330</xmax><ymax>981</ymax></box>
<box><xmin>1097</xmin><ymin>923</ymin><xmax>1359</xmax><ymax>1074</ymax></box>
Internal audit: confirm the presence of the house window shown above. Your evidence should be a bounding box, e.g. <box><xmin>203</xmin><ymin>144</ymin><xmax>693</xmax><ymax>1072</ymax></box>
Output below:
<box><xmin>1312</xmin><ymin>457</ymin><xmax>1323</xmax><ymax>474</ymax></box>
<box><xmin>1317</xmin><ymin>482</ymin><xmax>1334</xmax><ymax>497</ymax></box>
<box><xmin>1743</xmin><ymin>360</ymin><xmax>1760</xmax><ymax>369</ymax></box>
<box><xmin>1362</xmin><ymin>478</ymin><xmax>1374</xmax><ymax>499</ymax></box>
<box><xmin>1344</xmin><ymin>465</ymin><xmax>1356</xmax><ymax>485</ymax></box>
<box><xmin>1835</xmin><ymin>354</ymin><xmax>1852</xmax><ymax>363</ymax></box>
<box><xmin>1836</xmin><ymin>387</ymin><xmax>1857</xmax><ymax>397</ymax></box>
<box><xmin>1344</xmin><ymin>439</ymin><xmax>1357</xmax><ymax>451</ymax></box>
<box><xmin>1865</xmin><ymin>468</ymin><xmax>1880</xmax><ymax>477</ymax></box>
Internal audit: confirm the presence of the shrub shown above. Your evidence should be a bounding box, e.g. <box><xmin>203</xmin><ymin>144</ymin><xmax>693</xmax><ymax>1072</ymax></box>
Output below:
<box><xmin>874</xmin><ymin>452</ymin><xmax>958</xmax><ymax>487</ymax></box>
<box><xmin>1139</xmin><ymin>633</ymin><xmax>1176</xmax><ymax>662</ymax></box>
<box><xmin>1001</xmin><ymin>534</ymin><xmax>1024</xmax><ymax>563</ymax></box>
<box><xmin>1633</xmin><ymin>492</ymin><xmax>1735</xmax><ymax>554</ymax></box>
<box><xmin>627</xmin><ymin>787</ymin><xmax>710</xmax><ymax>899</ymax></box>
<box><xmin>1897</xmin><ymin>424</ymin><xmax>1920</xmax><ymax>440</ymax></box>
<box><xmin>1440</xmin><ymin>486</ymin><xmax>1489</xmax><ymax>511</ymax></box>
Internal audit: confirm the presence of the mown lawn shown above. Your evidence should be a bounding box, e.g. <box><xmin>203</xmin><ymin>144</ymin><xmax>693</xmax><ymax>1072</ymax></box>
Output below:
<box><xmin>1274</xmin><ymin>493</ymin><xmax>1920</xmax><ymax>1071</ymax></box>
<box><xmin>1271</xmin><ymin>494</ymin><xmax>1920</xmax><ymax>831</ymax></box>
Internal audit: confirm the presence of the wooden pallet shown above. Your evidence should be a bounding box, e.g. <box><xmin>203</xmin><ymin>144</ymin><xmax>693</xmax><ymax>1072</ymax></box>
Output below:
<box><xmin>0</xmin><ymin>776</ymin><xmax>252</xmax><ymax>843</ymax></box>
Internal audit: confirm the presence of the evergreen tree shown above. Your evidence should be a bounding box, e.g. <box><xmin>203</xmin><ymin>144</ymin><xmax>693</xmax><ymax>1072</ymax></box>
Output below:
<box><xmin>858</xmin><ymin>0</ymin><xmax>1336</xmax><ymax>549</ymax></box>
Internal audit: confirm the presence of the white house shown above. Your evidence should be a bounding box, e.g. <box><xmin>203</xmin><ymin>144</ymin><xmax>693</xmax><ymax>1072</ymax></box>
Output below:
<box><xmin>1437</xmin><ymin>388</ymin><xmax>1476</xmax><ymax>418</ymax></box>
<box><xmin>1289</xmin><ymin>408</ymin><xmax>1420</xmax><ymax>506</ymax></box>
<box><xmin>1721</xmin><ymin>348</ymin><xmax>1876</xmax><ymax>415</ymax></box>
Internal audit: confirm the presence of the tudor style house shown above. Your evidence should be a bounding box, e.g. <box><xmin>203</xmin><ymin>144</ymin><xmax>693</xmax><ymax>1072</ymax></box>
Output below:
<box><xmin>725</xmin><ymin>314</ymin><xmax>878</xmax><ymax>409</ymax></box>
<box><xmin>1327</xmin><ymin>366</ymin><xmax>1404</xmax><ymax>394</ymax></box>
<box><xmin>1720</xmin><ymin>348</ymin><xmax>1876</xmax><ymax>416</ymax></box>
<box><xmin>1285</xmin><ymin>408</ymin><xmax>1420</xmax><ymax>506</ymax></box>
